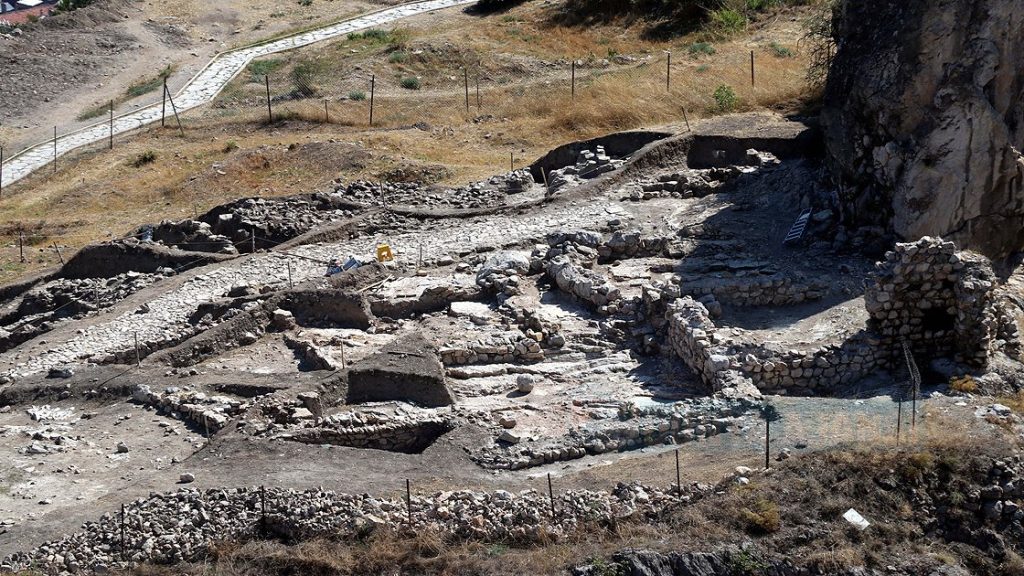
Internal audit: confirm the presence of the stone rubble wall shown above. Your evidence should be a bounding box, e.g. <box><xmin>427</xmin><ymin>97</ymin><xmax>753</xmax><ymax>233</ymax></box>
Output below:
<box><xmin>131</xmin><ymin>385</ymin><xmax>248</xmax><ymax>433</ymax></box>
<box><xmin>278</xmin><ymin>412</ymin><xmax>453</xmax><ymax>453</ymax></box>
<box><xmin>865</xmin><ymin>237</ymin><xmax>1004</xmax><ymax>367</ymax></box>
<box><xmin>677</xmin><ymin>274</ymin><xmax>828</xmax><ymax>307</ymax></box>
<box><xmin>546</xmin><ymin>255</ymin><xmax>622</xmax><ymax>311</ymax></box>
<box><xmin>440</xmin><ymin>332</ymin><xmax>544</xmax><ymax>365</ymax></box>
<box><xmin>665</xmin><ymin>297</ymin><xmax>726</xmax><ymax>390</ymax></box>
<box><xmin>2</xmin><ymin>481</ymin><xmax>700</xmax><ymax>574</ymax></box>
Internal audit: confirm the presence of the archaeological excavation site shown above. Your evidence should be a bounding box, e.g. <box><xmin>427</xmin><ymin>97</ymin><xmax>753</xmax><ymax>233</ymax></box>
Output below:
<box><xmin>1</xmin><ymin>0</ymin><xmax>1024</xmax><ymax>575</ymax></box>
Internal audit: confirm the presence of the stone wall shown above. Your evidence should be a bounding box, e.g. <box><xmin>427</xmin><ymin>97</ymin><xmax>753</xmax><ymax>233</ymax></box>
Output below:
<box><xmin>677</xmin><ymin>274</ymin><xmax>828</xmax><ymax>307</ymax></box>
<box><xmin>440</xmin><ymin>332</ymin><xmax>544</xmax><ymax>365</ymax></box>
<box><xmin>281</xmin><ymin>413</ymin><xmax>453</xmax><ymax>454</ymax></box>
<box><xmin>865</xmin><ymin>237</ymin><xmax>997</xmax><ymax>367</ymax></box>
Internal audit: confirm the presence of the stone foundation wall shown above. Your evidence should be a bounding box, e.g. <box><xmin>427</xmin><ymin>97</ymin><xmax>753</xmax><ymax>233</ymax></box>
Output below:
<box><xmin>678</xmin><ymin>275</ymin><xmax>828</xmax><ymax>307</ymax></box>
<box><xmin>440</xmin><ymin>332</ymin><xmax>544</xmax><ymax>365</ymax></box>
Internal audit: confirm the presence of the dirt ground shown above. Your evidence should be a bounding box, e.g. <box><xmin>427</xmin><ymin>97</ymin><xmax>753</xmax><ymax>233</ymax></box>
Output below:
<box><xmin>0</xmin><ymin>0</ymin><xmax>406</xmax><ymax>153</ymax></box>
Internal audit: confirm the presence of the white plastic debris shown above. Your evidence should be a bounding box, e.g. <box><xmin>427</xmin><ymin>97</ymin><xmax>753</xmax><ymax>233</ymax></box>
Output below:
<box><xmin>843</xmin><ymin>508</ymin><xmax>870</xmax><ymax>530</ymax></box>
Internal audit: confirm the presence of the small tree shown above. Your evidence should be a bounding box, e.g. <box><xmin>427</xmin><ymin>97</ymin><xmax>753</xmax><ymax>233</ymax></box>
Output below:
<box><xmin>713</xmin><ymin>84</ymin><xmax>737</xmax><ymax>112</ymax></box>
<box><xmin>760</xmin><ymin>403</ymin><xmax>782</xmax><ymax>469</ymax></box>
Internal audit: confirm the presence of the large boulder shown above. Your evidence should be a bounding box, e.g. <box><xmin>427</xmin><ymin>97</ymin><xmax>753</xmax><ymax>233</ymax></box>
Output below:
<box><xmin>822</xmin><ymin>0</ymin><xmax>1024</xmax><ymax>259</ymax></box>
<box><xmin>346</xmin><ymin>333</ymin><xmax>453</xmax><ymax>407</ymax></box>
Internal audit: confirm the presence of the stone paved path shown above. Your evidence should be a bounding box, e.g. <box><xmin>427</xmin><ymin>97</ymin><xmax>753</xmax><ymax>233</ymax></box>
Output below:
<box><xmin>0</xmin><ymin>0</ymin><xmax>475</xmax><ymax>189</ymax></box>
<box><xmin>1</xmin><ymin>201</ymin><xmax>620</xmax><ymax>377</ymax></box>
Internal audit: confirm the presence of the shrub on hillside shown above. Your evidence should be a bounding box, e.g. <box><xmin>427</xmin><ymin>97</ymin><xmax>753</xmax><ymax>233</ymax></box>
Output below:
<box><xmin>713</xmin><ymin>84</ymin><xmax>737</xmax><ymax>112</ymax></box>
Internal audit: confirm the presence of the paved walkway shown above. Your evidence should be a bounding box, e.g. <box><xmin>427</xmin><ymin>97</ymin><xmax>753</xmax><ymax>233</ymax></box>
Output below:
<box><xmin>0</xmin><ymin>0</ymin><xmax>475</xmax><ymax>189</ymax></box>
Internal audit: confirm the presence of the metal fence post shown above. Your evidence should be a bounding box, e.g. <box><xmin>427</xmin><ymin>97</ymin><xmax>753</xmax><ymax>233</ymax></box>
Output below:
<box><xmin>265</xmin><ymin>75</ymin><xmax>273</xmax><ymax>123</ymax></box>
<box><xmin>751</xmin><ymin>50</ymin><xmax>755</xmax><ymax>87</ymax></box>
<box><xmin>52</xmin><ymin>126</ymin><xmax>57</xmax><ymax>174</ymax></box>
<box><xmin>547</xmin><ymin>473</ymin><xmax>556</xmax><ymax>518</ymax></box>
<box><xmin>666</xmin><ymin>51</ymin><xmax>671</xmax><ymax>92</ymax></box>
<box><xmin>0</xmin><ymin>145</ymin><xmax>4</xmax><ymax>198</ymax></box>
<box><xmin>406</xmin><ymin>479</ymin><xmax>412</xmax><ymax>523</ymax></box>
<box><xmin>464</xmin><ymin>68</ymin><xmax>470</xmax><ymax>114</ymax></box>
<box><xmin>109</xmin><ymin>100</ymin><xmax>114</xmax><ymax>150</ymax></box>
<box><xmin>571</xmin><ymin>60</ymin><xmax>576</xmax><ymax>100</ymax></box>
<box><xmin>369</xmin><ymin>75</ymin><xmax>376</xmax><ymax>126</ymax></box>
<box><xmin>161</xmin><ymin>78</ymin><xmax>167</xmax><ymax>127</ymax></box>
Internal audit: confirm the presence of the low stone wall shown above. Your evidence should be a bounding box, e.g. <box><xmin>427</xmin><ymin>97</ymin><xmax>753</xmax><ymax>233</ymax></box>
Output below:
<box><xmin>678</xmin><ymin>274</ymin><xmax>828</xmax><ymax>307</ymax></box>
<box><xmin>280</xmin><ymin>413</ymin><xmax>453</xmax><ymax>454</ymax></box>
<box><xmin>440</xmin><ymin>332</ymin><xmax>544</xmax><ymax>365</ymax></box>
<box><xmin>131</xmin><ymin>385</ymin><xmax>248</xmax><ymax>433</ymax></box>
<box><xmin>665</xmin><ymin>298</ymin><xmax>725</xmax><ymax>389</ymax></box>
<box><xmin>546</xmin><ymin>255</ymin><xmax>622</xmax><ymax>309</ymax></box>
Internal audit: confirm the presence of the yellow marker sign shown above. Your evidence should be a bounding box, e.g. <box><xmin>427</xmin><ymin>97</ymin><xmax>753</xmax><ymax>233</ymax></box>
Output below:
<box><xmin>376</xmin><ymin>244</ymin><xmax>395</xmax><ymax>263</ymax></box>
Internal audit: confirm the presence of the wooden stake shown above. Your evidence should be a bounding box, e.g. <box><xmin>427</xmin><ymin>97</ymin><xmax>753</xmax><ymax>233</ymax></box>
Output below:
<box><xmin>52</xmin><ymin>242</ymin><xmax>64</xmax><ymax>265</ymax></box>
<box><xmin>265</xmin><ymin>75</ymin><xmax>273</xmax><ymax>123</ymax></box>
<box><xmin>53</xmin><ymin>126</ymin><xmax>57</xmax><ymax>174</ymax></box>
<box><xmin>260</xmin><ymin>485</ymin><xmax>267</xmax><ymax>535</ymax></box>
<box><xmin>510</xmin><ymin>151</ymin><xmax>514</xmax><ymax>172</ymax></box>
<box><xmin>324</xmin><ymin>99</ymin><xmax>329</xmax><ymax>123</ymax></box>
<box><xmin>134</xmin><ymin>332</ymin><xmax>141</xmax><ymax>367</ymax></box>
<box><xmin>764</xmin><ymin>418</ymin><xmax>771</xmax><ymax>470</ymax></box>
<box><xmin>19</xmin><ymin>231</ymin><xmax>25</xmax><ymax>263</ymax></box>
<box><xmin>682</xmin><ymin>108</ymin><xmax>691</xmax><ymax>132</ymax></box>
<box><xmin>109</xmin><ymin>100</ymin><xmax>114</xmax><ymax>150</ymax></box>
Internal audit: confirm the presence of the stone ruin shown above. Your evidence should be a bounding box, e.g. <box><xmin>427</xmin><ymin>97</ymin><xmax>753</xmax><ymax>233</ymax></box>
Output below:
<box><xmin>662</xmin><ymin>237</ymin><xmax>1020</xmax><ymax>396</ymax></box>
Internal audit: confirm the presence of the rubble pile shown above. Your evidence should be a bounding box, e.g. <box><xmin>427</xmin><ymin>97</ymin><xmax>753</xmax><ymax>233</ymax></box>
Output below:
<box><xmin>1</xmin><ymin>483</ymin><xmax>703</xmax><ymax>573</ymax></box>
<box><xmin>332</xmin><ymin>171</ymin><xmax>537</xmax><ymax>210</ymax></box>
<box><xmin>440</xmin><ymin>331</ymin><xmax>544</xmax><ymax>365</ymax></box>
<box><xmin>627</xmin><ymin>150</ymin><xmax>781</xmax><ymax>202</ymax></box>
<box><xmin>548</xmin><ymin>147</ymin><xmax>626</xmax><ymax>193</ymax></box>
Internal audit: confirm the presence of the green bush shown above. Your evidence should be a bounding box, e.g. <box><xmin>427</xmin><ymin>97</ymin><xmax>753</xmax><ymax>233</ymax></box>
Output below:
<box><xmin>768</xmin><ymin>41</ymin><xmax>794</xmax><ymax>57</ymax></box>
<box><xmin>400</xmin><ymin>77</ymin><xmax>422</xmax><ymax>90</ymax></box>
<box><xmin>710</xmin><ymin>8</ymin><xmax>747</xmax><ymax>34</ymax></box>
<box><xmin>298</xmin><ymin>0</ymin><xmax>312</xmax><ymax>5</ymax></box>
<box><xmin>348</xmin><ymin>91</ymin><xmax>367</xmax><ymax>101</ymax></box>
<box><xmin>222</xmin><ymin>141</ymin><xmax>239</xmax><ymax>153</ymax></box>
<box><xmin>292</xmin><ymin>60</ymin><xmax>322</xmax><ymax>97</ymax></box>
<box><xmin>248</xmin><ymin>59</ymin><xmax>286</xmax><ymax>83</ymax></box>
<box><xmin>132</xmin><ymin>151</ymin><xmax>157</xmax><ymax>168</ymax></box>
<box><xmin>713</xmin><ymin>84</ymin><xmax>737</xmax><ymax>112</ymax></box>
<box><xmin>388</xmin><ymin>51</ymin><xmax>408</xmax><ymax>64</ymax></box>
<box><xmin>688</xmin><ymin>42</ymin><xmax>716</xmax><ymax>57</ymax></box>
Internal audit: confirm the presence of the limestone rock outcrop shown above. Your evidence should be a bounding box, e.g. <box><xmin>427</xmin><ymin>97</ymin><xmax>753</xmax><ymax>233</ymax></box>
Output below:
<box><xmin>822</xmin><ymin>0</ymin><xmax>1024</xmax><ymax>259</ymax></box>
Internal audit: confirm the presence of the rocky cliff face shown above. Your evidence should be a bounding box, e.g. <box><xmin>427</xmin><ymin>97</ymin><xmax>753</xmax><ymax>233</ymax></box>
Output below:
<box><xmin>822</xmin><ymin>0</ymin><xmax>1024</xmax><ymax>259</ymax></box>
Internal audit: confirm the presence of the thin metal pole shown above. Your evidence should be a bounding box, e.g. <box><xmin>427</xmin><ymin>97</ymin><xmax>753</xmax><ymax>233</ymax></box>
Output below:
<box><xmin>165</xmin><ymin>85</ymin><xmax>185</xmax><ymax>137</ymax></box>
<box><xmin>260</xmin><ymin>485</ymin><xmax>267</xmax><ymax>535</ymax></box>
<box><xmin>53</xmin><ymin>126</ymin><xmax>57</xmax><ymax>174</ymax></box>
<box><xmin>675</xmin><ymin>449</ymin><xmax>681</xmax><ymax>495</ymax></box>
<box><xmin>571</xmin><ymin>60</ymin><xmax>576</xmax><ymax>100</ymax></box>
<box><xmin>287</xmin><ymin>260</ymin><xmax>293</xmax><ymax>288</ymax></box>
<box><xmin>52</xmin><ymin>242</ymin><xmax>64</xmax><ymax>265</ymax></box>
<box><xmin>161</xmin><ymin>78</ymin><xmax>167</xmax><ymax>127</ymax></box>
<box><xmin>476</xmin><ymin>72</ymin><xmax>481</xmax><ymax>108</ymax></box>
<box><xmin>750</xmin><ymin>50</ymin><xmax>755</xmax><ymax>87</ymax></box>
<box><xmin>896</xmin><ymin>396</ymin><xmax>902</xmax><ymax>446</ymax></box>
<box><xmin>324</xmin><ymin>99</ymin><xmax>329</xmax><ymax>123</ymax></box>
<box><xmin>547</xmin><ymin>473</ymin><xmax>555</xmax><ymax>517</ymax></box>
<box><xmin>406</xmin><ymin>479</ymin><xmax>412</xmax><ymax>523</ymax></box>
<box><xmin>682</xmin><ymin>108</ymin><xmax>691</xmax><ymax>131</ymax></box>
<box><xmin>369</xmin><ymin>75</ymin><xmax>376</xmax><ymax>126</ymax></box>
<box><xmin>510</xmin><ymin>152</ymin><xmax>514</xmax><ymax>172</ymax></box>
<box><xmin>265</xmin><ymin>75</ymin><xmax>273</xmax><ymax>123</ymax></box>
<box><xmin>0</xmin><ymin>145</ymin><xmax>4</xmax><ymax>198</ymax></box>
<box><xmin>464</xmin><ymin>68</ymin><xmax>470</xmax><ymax>114</ymax></box>
<box><xmin>764</xmin><ymin>418</ymin><xmax>771</xmax><ymax>469</ymax></box>
<box><xmin>666</xmin><ymin>51</ymin><xmax>671</xmax><ymax>92</ymax></box>
<box><xmin>120</xmin><ymin>503</ymin><xmax>126</xmax><ymax>560</ymax></box>
<box><xmin>109</xmin><ymin>100</ymin><xmax>114</xmax><ymax>150</ymax></box>
<box><xmin>134</xmin><ymin>332</ymin><xmax>141</xmax><ymax>367</ymax></box>
<box><xmin>19</xmin><ymin>231</ymin><xmax>25</xmax><ymax>263</ymax></box>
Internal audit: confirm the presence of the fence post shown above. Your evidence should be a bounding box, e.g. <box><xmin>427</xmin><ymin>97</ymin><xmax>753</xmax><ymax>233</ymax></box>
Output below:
<box><xmin>324</xmin><ymin>99</ymin><xmax>329</xmax><ymax>123</ymax></box>
<box><xmin>750</xmin><ymin>50</ymin><xmax>755</xmax><ymax>87</ymax></box>
<box><xmin>134</xmin><ymin>332</ymin><xmax>141</xmax><ymax>367</ymax></box>
<box><xmin>161</xmin><ymin>78</ymin><xmax>167</xmax><ymax>127</ymax></box>
<box><xmin>406</xmin><ymin>479</ymin><xmax>412</xmax><ymax>523</ymax></box>
<box><xmin>896</xmin><ymin>395</ymin><xmax>902</xmax><ymax>446</ymax></box>
<box><xmin>19</xmin><ymin>231</ymin><xmax>25</xmax><ymax>263</ymax></box>
<box><xmin>0</xmin><ymin>145</ymin><xmax>4</xmax><ymax>198</ymax></box>
<box><xmin>571</xmin><ymin>60</ymin><xmax>576</xmax><ymax>100</ymax></box>
<box><xmin>120</xmin><ymin>503</ymin><xmax>126</xmax><ymax>561</ymax></box>
<box><xmin>666</xmin><ymin>51</ymin><xmax>671</xmax><ymax>92</ymax></box>
<box><xmin>52</xmin><ymin>126</ymin><xmax>57</xmax><ymax>174</ymax></box>
<box><xmin>265</xmin><ymin>75</ymin><xmax>273</xmax><ymax>123</ymax></box>
<box><xmin>51</xmin><ymin>241</ymin><xmax>64</xmax><ymax>265</ymax></box>
<box><xmin>547</xmin><ymin>473</ymin><xmax>556</xmax><ymax>518</ymax></box>
<box><xmin>260</xmin><ymin>485</ymin><xmax>267</xmax><ymax>535</ymax></box>
<box><xmin>682</xmin><ymin>108</ymin><xmax>691</xmax><ymax>132</ymax></box>
<box><xmin>287</xmin><ymin>259</ymin><xmax>293</xmax><ymax>288</ymax></box>
<box><xmin>369</xmin><ymin>75</ymin><xmax>376</xmax><ymax>126</ymax></box>
<box><xmin>675</xmin><ymin>448</ymin><xmax>681</xmax><ymax>495</ymax></box>
<box><xmin>476</xmin><ymin>72</ymin><xmax>481</xmax><ymax>108</ymax></box>
<box><xmin>109</xmin><ymin>100</ymin><xmax>114</xmax><ymax>150</ymax></box>
<box><xmin>164</xmin><ymin>84</ymin><xmax>185</xmax><ymax>137</ymax></box>
<box><xmin>464</xmin><ymin>68</ymin><xmax>470</xmax><ymax>114</ymax></box>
